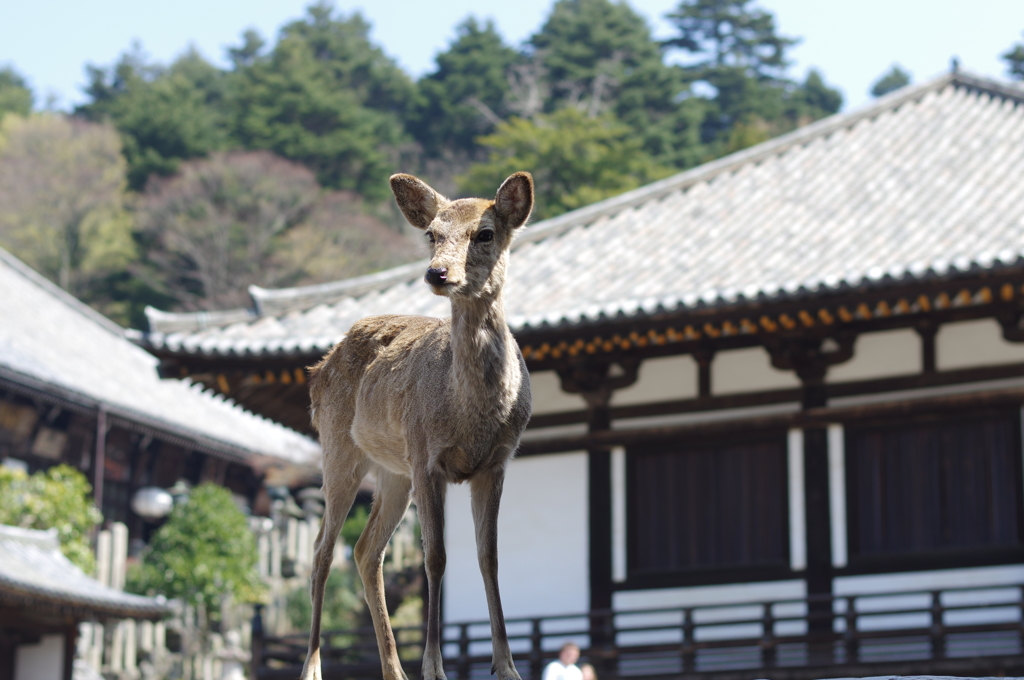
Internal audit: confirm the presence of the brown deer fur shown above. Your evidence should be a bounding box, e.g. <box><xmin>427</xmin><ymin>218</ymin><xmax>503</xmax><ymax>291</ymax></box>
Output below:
<box><xmin>299</xmin><ymin>172</ymin><xmax>535</xmax><ymax>680</ymax></box>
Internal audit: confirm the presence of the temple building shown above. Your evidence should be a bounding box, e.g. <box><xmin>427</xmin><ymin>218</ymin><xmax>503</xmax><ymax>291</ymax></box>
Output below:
<box><xmin>137</xmin><ymin>72</ymin><xmax>1024</xmax><ymax>677</ymax></box>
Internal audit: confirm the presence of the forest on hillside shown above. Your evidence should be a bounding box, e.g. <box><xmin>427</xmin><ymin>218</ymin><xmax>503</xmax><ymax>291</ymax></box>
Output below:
<box><xmin>1</xmin><ymin>0</ymin><xmax>1023</xmax><ymax>329</ymax></box>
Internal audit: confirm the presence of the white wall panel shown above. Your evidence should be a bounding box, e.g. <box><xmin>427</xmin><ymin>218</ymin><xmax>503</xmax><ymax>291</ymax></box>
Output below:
<box><xmin>529</xmin><ymin>371</ymin><xmax>586</xmax><ymax>415</ymax></box>
<box><xmin>937</xmin><ymin>318</ymin><xmax>1024</xmax><ymax>370</ymax></box>
<box><xmin>444</xmin><ymin>452</ymin><xmax>589</xmax><ymax>622</ymax></box>
<box><xmin>712</xmin><ymin>347</ymin><xmax>799</xmax><ymax>394</ymax></box>
<box><xmin>826</xmin><ymin>328</ymin><xmax>920</xmax><ymax>382</ymax></box>
<box><xmin>612</xmin><ymin>355</ymin><xmax>698</xmax><ymax>405</ymax></box>
<box><xmin>15</xmin><ymin>634</ymin><xmax>63</xmax><ymax>680</ymax></box>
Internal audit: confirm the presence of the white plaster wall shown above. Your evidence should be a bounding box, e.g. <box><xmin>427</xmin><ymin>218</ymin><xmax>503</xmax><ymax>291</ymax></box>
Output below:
<box><xmin>15</xmin><ymin>633</ymin><xmax>63</xmax><ymax>680</ymax></box>
<box><xmin>612</xmin><ymin>355</ymin><xmax>698</xmax><ymax>405</ymax></box>
<box><xmin>826</xmin><ymin>328</ymin><xmax>920</xmax><ymax>383</ymax></box>
<box><xmin>444</xmin><ymin>452</ymin><xmax>589</xmax><ymax>623</ymax></box>
<box><xmin>835</xmin><ymin>563</ymin><xmax>1024</xmax><ymax>596</ymax></box>
<box><xmin>529</xmin><ymin>371</ymin><xmax>586</xmax><ymax>415</ymax></box>
<box><xmin>937</xmin><ymin>318</ymin><xmax>1024</xmax><ymax>370</ymax></box>
<box><xmin>613</xmin><ymin>580</ymin><xmax>806</xmax><ymax>611</ymax></box>
<box><xmin>712</xmin><ymin>347</ymin><xmax>799</xmax><ymax>394</ymax></box>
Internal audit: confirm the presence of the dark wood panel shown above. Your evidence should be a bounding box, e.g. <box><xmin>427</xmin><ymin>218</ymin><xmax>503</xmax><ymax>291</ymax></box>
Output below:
<box><xmin>847</xmin><ymin>409</ymin><xmax>1023</xmax><ymax>562</ymax></box>
<box><xmin>628</xmin><ymin>433</ymin><xmax>788</xmax><ymax>577</ymax></box>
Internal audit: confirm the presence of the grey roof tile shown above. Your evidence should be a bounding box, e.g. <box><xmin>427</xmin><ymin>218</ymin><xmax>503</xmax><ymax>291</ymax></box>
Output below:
<box><xmin>0</xmin><ymin>249</ymin><xmax>319</xmax><ymax>465</ymax></box>
<box><xmin>141</xmin><ymin>72</ymin><xmax>1024</xmax><ymax>356</ymax></box>
<box><xmin>0</xmin><ymin>525</ymin><xmax>167</xmax><ymax>619</ymax></box>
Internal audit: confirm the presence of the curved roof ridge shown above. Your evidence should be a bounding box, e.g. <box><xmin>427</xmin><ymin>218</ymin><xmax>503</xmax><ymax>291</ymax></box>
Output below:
<box><xmin>248</xmin><ymin>258</ymin><xmax>429</xmax><ymax>317</ymax></box>
<box><xmin>144</xmin><ymin>305</ymin><xmax>257</xmax><ymax>334</ymax></box>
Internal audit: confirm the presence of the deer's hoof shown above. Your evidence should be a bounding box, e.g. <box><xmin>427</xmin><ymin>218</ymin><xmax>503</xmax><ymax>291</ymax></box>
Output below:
<box><xmin>491</xmin><ymin>662</ymin><xmax>522</xmax><ymax>680</ymax></box>
<box><xmin>420</xmin><ymin>656</ymin><xmax>447</xmax><ymax>680</ymax></box>
<box><xmin>298</xmin><ymin>665</ymin><xmax>322</xmax><ymax>680</ymax></box>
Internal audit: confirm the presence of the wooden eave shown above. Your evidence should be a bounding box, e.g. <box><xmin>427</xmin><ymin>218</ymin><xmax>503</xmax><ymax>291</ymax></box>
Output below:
<box><xmin>144</xmin><ymin>267</ymin><xmax>1024</xmax><ymax>437</ymax></box>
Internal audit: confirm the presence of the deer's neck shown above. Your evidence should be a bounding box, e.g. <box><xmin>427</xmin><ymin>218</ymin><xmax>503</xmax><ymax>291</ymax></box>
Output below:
<box><xmin>448</xmin><ymin>290</ymin><xmax>521</xmax><ymax>416</ymax></box>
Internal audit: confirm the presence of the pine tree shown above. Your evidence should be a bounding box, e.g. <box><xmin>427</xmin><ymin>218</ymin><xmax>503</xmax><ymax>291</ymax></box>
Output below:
<box><xmin>870</xmin><ymin>65</ymin><xmax>911</xmax><ymax>97</ymax></box>
<box><xmin>411</xmin><ymin>17</ymin><xmax>518</xmax><ymax>160</ymax></box>
<box><xmin>0</xmin><ymin>66</ymin><xmax>33</xmax><ymax>119</ymax></box>
<box><xmin>1003</xmin><ymin>34</ymin><xmax>1024</xmax><ymax>80</ymax></box>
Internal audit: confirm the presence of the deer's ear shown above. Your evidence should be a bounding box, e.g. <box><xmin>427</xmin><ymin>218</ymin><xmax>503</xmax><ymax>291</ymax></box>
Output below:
<box><xmin>390</xmin><ymin>174</ymin><xmax>444</xmax><ymax>230</ymax></box>
<box><xmin>494</xmin><ymin>172</ymin><xmax>534</xmax><ymax>230</ymax></box>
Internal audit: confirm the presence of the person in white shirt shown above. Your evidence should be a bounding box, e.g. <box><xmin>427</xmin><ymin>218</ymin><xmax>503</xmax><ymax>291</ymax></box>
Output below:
<box><xmin>542</xmin><ymin>642</ymin><xmax>583</xmax><ymax>680</ymax></box>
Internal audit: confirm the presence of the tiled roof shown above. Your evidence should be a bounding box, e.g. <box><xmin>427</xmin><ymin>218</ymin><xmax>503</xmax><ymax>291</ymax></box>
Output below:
<box><xmin>0</xmin><ymin>248</ymin><xmax>320</xmax><ymax>466</ymax></box>
<box><xmin>0</xmin><ymin>525</ymin><xmax>167</xmax><ymax>619</ymax></box>
<box><xmin>140</xmin><ymin>72</ymin><xmax>1024</xmax><ymax>358</ymax></box>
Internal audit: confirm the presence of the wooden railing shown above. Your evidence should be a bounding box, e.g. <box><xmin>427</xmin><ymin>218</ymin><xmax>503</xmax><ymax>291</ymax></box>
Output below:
<box><xmin>253</xmin><ymin>582</ymin><xmax>1024</xmax><ymax>679</ymax></box>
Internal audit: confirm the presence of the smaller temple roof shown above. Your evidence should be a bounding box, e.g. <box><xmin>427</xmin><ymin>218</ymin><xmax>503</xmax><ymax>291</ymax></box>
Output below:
<box><xmin>137</xmin><ymin>72</ymin><xmax>1024</xmax><ymax>360</ymax></box>
<box><xmin>0</xmin><ymin>525</ymin><xmax>167</xmax><ymax>620</ymax></box>
<box><xmin>0</xmin><ymin>248</ymin><xmax>320</xmax><ymax>468</ymax></box>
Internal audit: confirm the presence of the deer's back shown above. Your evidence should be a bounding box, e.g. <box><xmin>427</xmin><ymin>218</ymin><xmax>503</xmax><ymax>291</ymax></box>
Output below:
<box><xmin>308</xmin><ymin>315</ymin><xmax>452</xmax><ymax>472</ymax></box>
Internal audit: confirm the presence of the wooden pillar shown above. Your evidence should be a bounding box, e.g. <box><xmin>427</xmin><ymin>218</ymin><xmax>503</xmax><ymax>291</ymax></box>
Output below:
<box><xmin>800</xmin><ymin>361</ymin><xmax>834</xmax><ymax>644</ymax></box>
<box><xmin>693</xmin><ymin>348</ymin><xmax>714</xmax><ymax>399</ymax></box>
<box><xmin>94</xmin><ymin>407</ymin><xmax>107</xmax><ymax>511</ymax></box>
<box><xmin>587</xmin><ymin>403</ymin><xmax>612</xmax><ymax>614</ymax></box>
<box><xmin>557</xmin><ymin>358</ymin><xmax>639</xmax><ymax>671</ymax></box>
<box><xmin>63</xmin><ymin>624</ymin><xmax>78</xmax><ymax>680</ymax></box>
<box><xmin>916</xmin><ymin>321</ymin><xmax>937</xmax><ymax>373</ymax></box>
<box><xmin>586</xmin><ymin>403</ymin><xmax>614</xmax><ymax>672</ymax></box>
<box><xmin>768</xmin><ymin>336</ymin><xmax>853</xmax><ymax>651</ymax></box>
<box><xmin>0</xmin><ymin>633</ymin><xmax>14</xmax><ymax>680</ymax></box>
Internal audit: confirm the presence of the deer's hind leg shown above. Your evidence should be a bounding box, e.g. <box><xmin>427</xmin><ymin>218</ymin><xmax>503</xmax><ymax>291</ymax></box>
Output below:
<box><xmin>354</xmin><ymin>467</ymin><xmax>413</xmax><ymax>680</ymax></box>
<box><xmin>301</xmin><ymin>433</ymin><xmax>368</xmax><ymax>680</ymax></box>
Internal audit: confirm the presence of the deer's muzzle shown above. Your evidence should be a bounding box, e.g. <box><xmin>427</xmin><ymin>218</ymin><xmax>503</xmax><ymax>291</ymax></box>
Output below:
<box><xmin>425</xmin><ymin>268</ymin><xmax>448</xmax><ymax>286</ymax></box>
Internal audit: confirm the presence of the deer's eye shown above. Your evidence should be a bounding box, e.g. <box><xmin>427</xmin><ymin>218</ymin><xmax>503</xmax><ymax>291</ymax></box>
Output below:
<box><xmin>476</xmin><ymin>230</ymin><xmax>494</xmax><ymax>243</ymax></box>
<box><xmin>426</xmin><ymin>232</ymin><xmax>436</xmax><ymax>244</ymax></box>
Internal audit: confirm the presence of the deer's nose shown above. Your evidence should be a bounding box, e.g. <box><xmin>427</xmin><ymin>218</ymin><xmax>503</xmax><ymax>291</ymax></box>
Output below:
<box><xmin>425</xmin><ymin>268</ymin><xmax>448</xmax><ymax>286</ymax></box>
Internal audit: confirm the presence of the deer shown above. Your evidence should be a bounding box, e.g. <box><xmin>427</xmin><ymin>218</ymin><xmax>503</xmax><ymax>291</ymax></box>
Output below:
<box><xmin>299</xmin><ymin>172</ymin><xmax>535</xmax><ymax>680</ymax></box>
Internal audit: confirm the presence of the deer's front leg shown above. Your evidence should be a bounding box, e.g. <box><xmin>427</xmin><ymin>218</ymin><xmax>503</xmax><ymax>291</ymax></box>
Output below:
<box><xmin>415</xmin><ymin>470</ymin><xmax>449</xmax><ymax>680</ymax></box>
<box><xmin>470</xmin><ymin>465</ymin><xmax>522</xmax><ymax>680</ymax></box>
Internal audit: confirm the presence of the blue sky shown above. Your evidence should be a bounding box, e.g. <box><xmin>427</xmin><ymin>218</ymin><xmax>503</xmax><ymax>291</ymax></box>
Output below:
<box><xmin>2</xmin><ymin>0</ymin><xmax>1022</xmax><ymax>112</ymax></box>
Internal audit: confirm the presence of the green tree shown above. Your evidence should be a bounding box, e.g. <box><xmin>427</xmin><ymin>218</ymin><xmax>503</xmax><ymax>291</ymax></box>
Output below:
<box><xmin>286</xmin><ymin>568</ymin><xmax>364</xmax><ymax>634</ymax></box>
<box><xmin>664</xmin><ymin>0</ymin><xmax>841</xmax><ymax>154</ymax></box>
<box><xmin>78</xmin><ymin>46</ymin><xmax>231</xmax><ymax>190</ymax></box>
<box><xmin>0</xmin><ymin>465</ymin><xmax>103</xmax><ymax>573</ymax></box>
<box><xmin>1002</xmin><ymin>33</ymin><xmax>1024</xmax><ymax>80</ymax></box>
<box><xmin>460</xmin><ymin>107</ymin><xmax>672</xmax><ymax>219</ymax></box>
<box><xmin>227</xmin><ymin>29</ymin><xmax>266</xmax><ymax>69</ymax></box>
<box><xmin>0</xmin><ymin>114</ymin><xmax>135</xmax><ymax>300</ymax></box>
<box><xmin>231</xmin><ymin>4</ymin><xmax>414</xmax><ymax>201</ymax></box>
<box><xmin>411</xmin><ymin>17</ymin><xmax>518</xmax><ymax>161</ymax></box>
<box><xmin>127</xmin><ymin>483</ymin><xmax>265</xmax><ymax>621</ymax></box>
<box><xmin>528</xmin><ymin>0</ymin><xmax>705</xmax><ymax>168</ymax></box>
<box><xmin>664</xmin><ymin>0</ymin><xmax>795</xmax><ymax>77</ymax></box>
<box><xmin>798</xmin><ymin>68</ymin><xmax>842</xmax><ymax>116</ymax></box>
<box><xmin>531</xmin><ymin>0</ymin><xmax>666</xmax><ymax>112</ymax></box>
<box><xmin>0</xmin><ymin>66</ymin><xmax>33</xmax><ymax>119</ymax></box>
<box><xmin>870</xmin><ymin>64</ymin><xmax>911</xmax><ymax>97</ymax></box>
